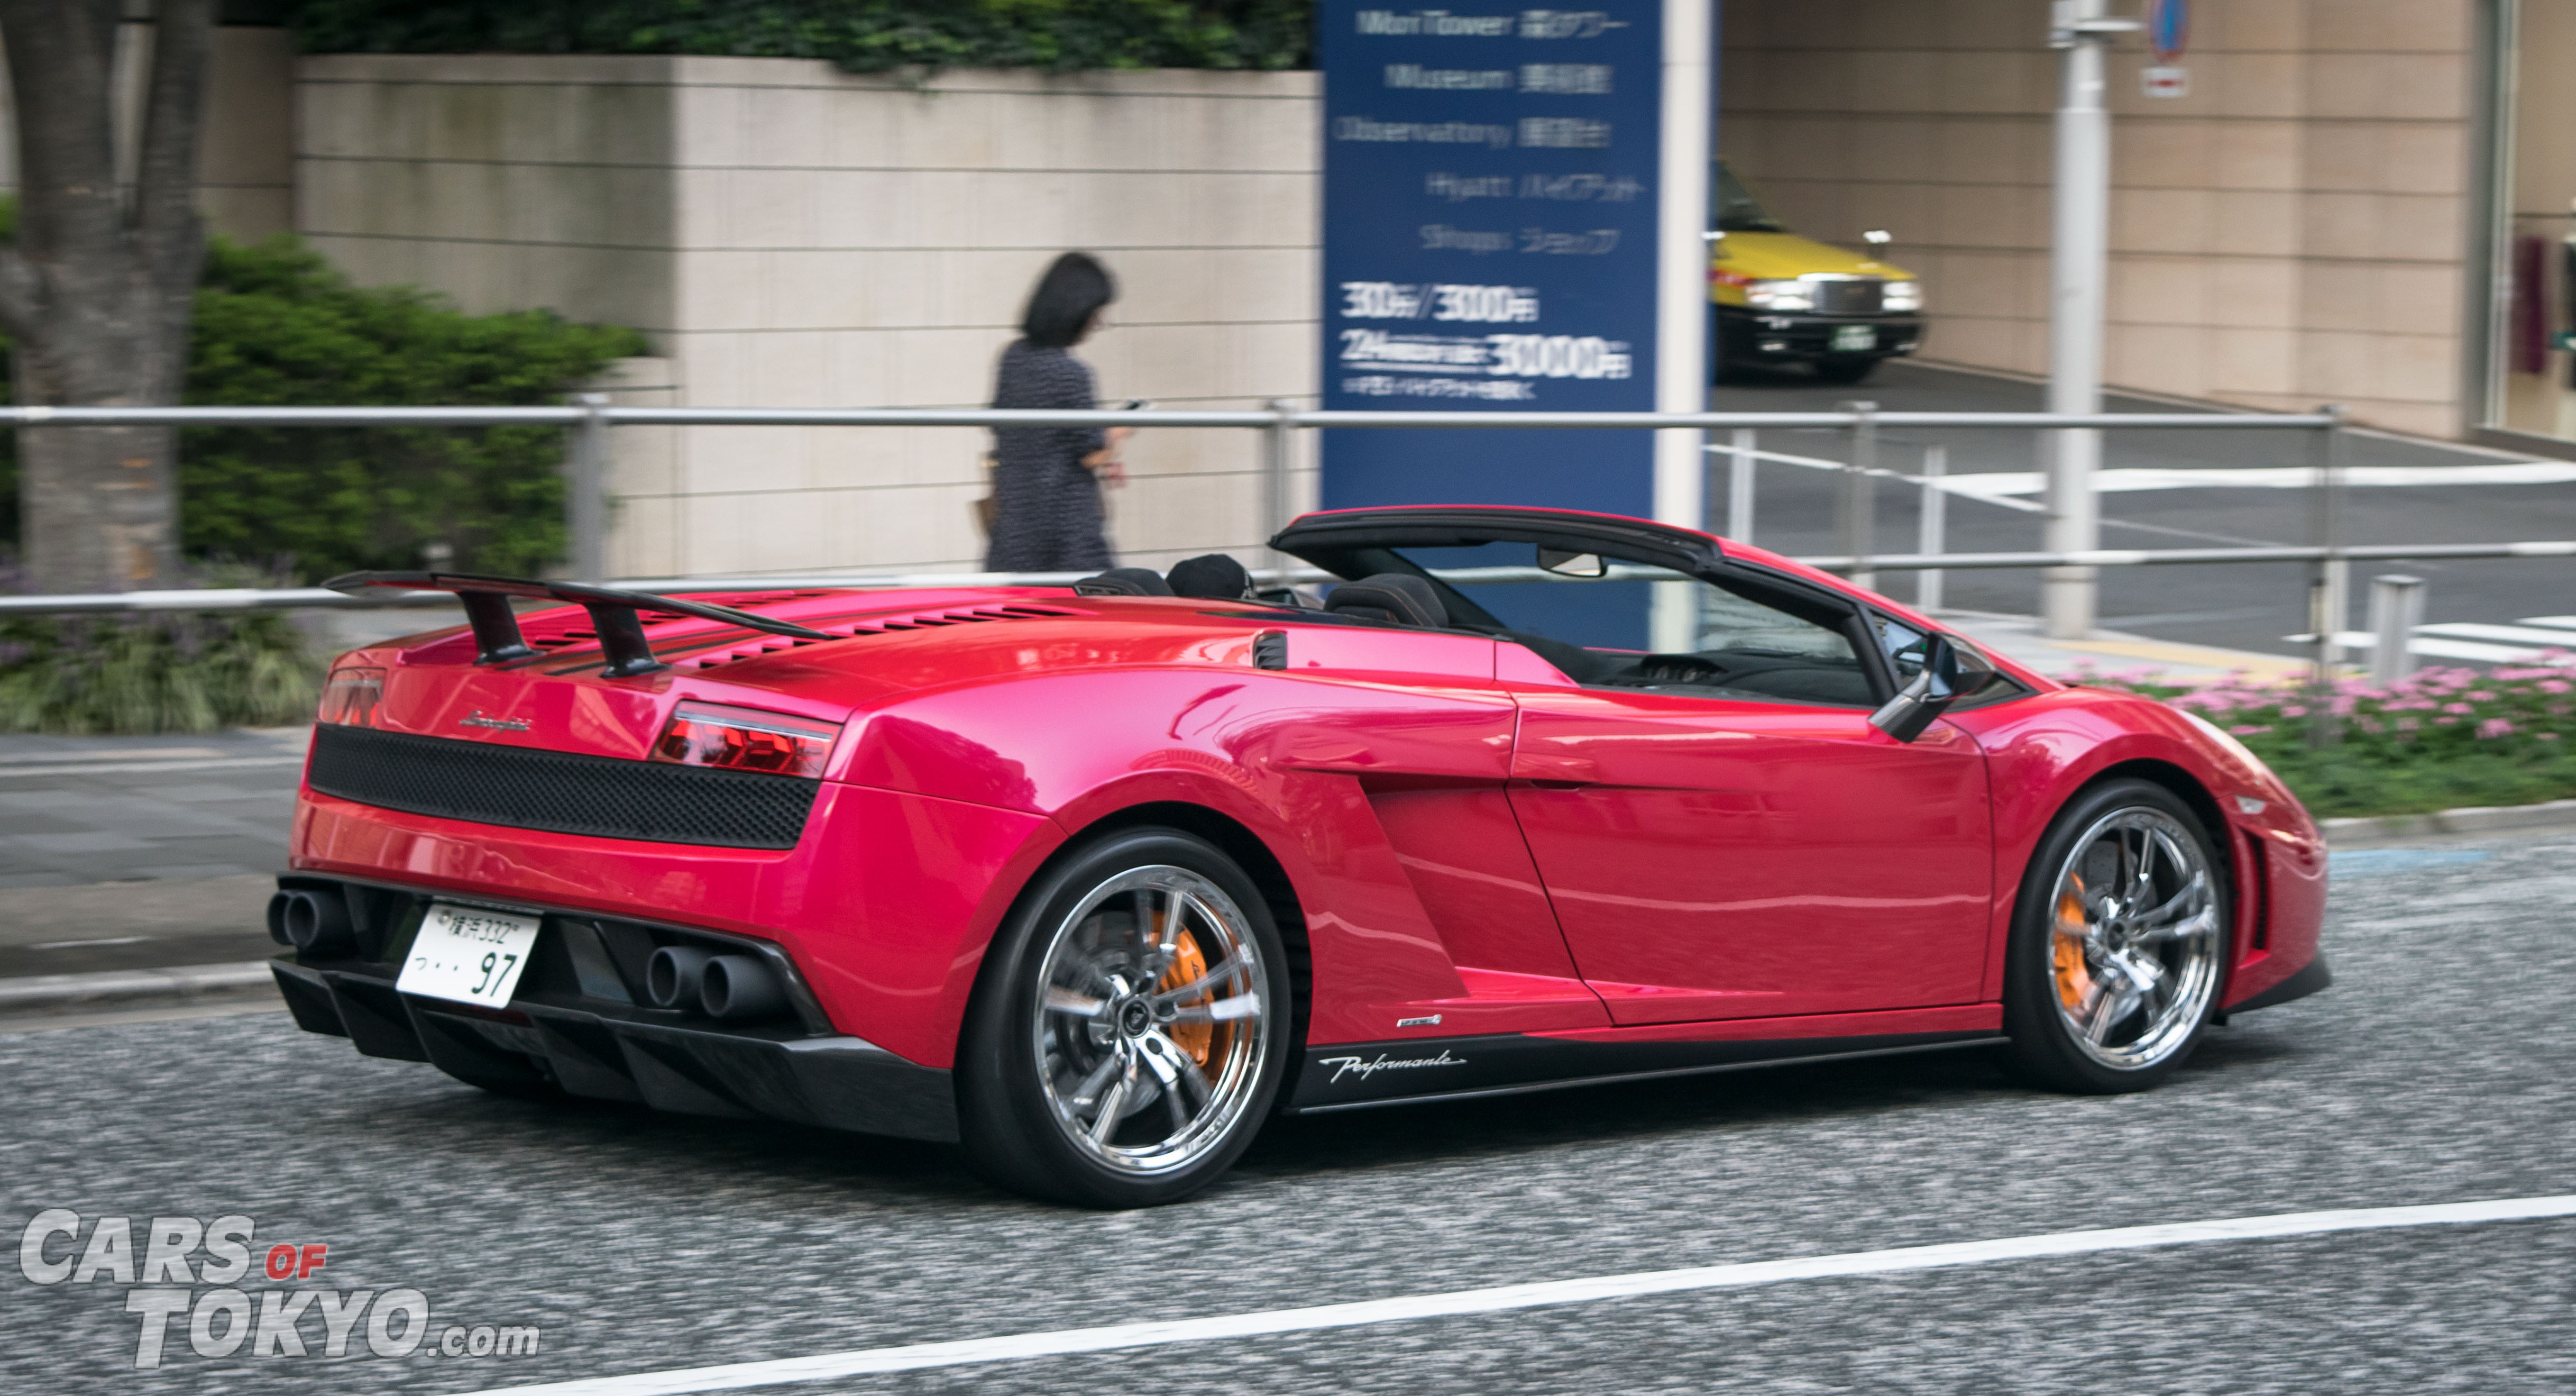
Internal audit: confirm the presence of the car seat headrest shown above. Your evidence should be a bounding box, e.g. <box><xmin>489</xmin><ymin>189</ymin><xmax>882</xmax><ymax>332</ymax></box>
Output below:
<box><xmin>1167</xmin><ymin>553</ymin><xmax>1253</xmax><ymax>600</ymax></box>
<box><xmin>1324</xmin><ymin>572</ymin><xmax>1446</xmax><ymax>628</ymax></box>
<box><xmin>1072</xmin><ymin>567</ymin><xmax>1174</xmax><ymax>597</ymax></box>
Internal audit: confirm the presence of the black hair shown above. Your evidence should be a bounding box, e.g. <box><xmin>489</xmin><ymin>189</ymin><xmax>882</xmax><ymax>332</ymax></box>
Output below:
<box><xmin>1019</xmin><ymin>252</ymin><xmax>1116</xmax><ymax>349</ymax></box>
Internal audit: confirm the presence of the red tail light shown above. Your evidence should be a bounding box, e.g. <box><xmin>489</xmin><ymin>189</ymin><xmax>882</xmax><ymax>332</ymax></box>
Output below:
<box><xmin>650</xmin><ymin>701</ymin><xmax>840</xmax><ymax>778</ymax></box>
<box><xmin>318</xmin><ymin>667</ymin><xmax>384</xmax><ymax>727</ymax></box>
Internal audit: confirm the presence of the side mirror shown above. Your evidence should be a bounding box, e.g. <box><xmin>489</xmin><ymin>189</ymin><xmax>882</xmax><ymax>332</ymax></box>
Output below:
<box><xmin>1537</xmin><ymin>547</ymin><xmax>1608</xmax><ymax>578</ymax></box>
<box><xmin>1869</xmin><ymin>635</ymin><xmax>1961</xmax><ymax>742</ymax></box>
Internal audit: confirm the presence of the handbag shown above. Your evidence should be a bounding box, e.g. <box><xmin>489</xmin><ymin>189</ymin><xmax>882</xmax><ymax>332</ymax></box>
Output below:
<box><xmin>972</xmin><ymin>453</ymin><xmax>997</xmax><ymax>536</ymax></box>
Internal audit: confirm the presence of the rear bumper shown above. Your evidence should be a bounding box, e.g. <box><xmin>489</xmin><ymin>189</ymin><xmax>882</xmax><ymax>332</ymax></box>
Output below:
<box><xmin>272</xmin><ymin>956</ymin><xmax>958</xmax><ymax>1142</ymax></box>
<box><xmin>1717</xmin><ymin>304</ymin><xmax>1924</xmax><ymax>361</ymax></box>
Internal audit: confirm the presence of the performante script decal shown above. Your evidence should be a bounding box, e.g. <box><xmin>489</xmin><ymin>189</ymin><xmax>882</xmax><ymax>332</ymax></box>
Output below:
<box><xmin>457</xmin><ymin>711</ymin><xmax>531</xmax><ymax>732</ymax></box>
<box><xmin>1319</xmin><ymin>1050</ymin><xmax>1465</xmax><ymax>1083</ymax></box>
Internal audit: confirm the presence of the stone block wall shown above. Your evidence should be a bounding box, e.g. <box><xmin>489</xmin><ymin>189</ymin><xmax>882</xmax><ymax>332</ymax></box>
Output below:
<box><xmin>1721</xmin><ymin>0</ymin><xmax>2480</xmax><ymax>437</ymax></box>
<box><xmin>296</xmin><ymin>56</ymin><xmax>1321</xmax><ymax>580</ymax></box>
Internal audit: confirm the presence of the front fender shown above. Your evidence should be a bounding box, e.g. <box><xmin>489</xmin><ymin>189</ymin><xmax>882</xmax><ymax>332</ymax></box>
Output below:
<box><xmin>1948</xmin><ymin>689</ymin><xmax>2325</xmax><ymax>1007</ymax></box>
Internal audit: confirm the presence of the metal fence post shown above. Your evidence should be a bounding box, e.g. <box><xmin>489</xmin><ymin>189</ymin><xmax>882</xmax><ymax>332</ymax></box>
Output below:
<box><xmin>569</xmin><ymin>393</ymin><xmax>610</xmax><ymax>582</ymax></box>
<box><xmin>1916</xmin><ymin>444</ymin><xmax>1947</xmax><ymax>612</ymax></box>
<box><xmin>1262</xmin><ymin>398</ymin><xmax>1296</xmax><ymax>564</ymax></box>
<box><xmin>2307</xmin><ymin>403</ymin><xmax>2350</xmax><ymax>746</ymax></box>
<box><xmin>1727</xmin><ymin>427</ymin><xmax>1756</xmax><ymax>543</ymax></box>
<box><xmin>2366</xmin><ymin>574</ymin><xmax>2425</xmax><ymax>688</ymax></box>
<box><xmin>1840</xmin><ymin>400</ymin><xmax>1878</xmax><ymax>590</ymax></box>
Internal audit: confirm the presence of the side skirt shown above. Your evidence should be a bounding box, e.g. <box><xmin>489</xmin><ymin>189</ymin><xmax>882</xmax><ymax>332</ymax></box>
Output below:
<box><xmin>1287</xmin><ymin>1028</ymin><xmax>2006</xmax><ymax>1115</ymax></box>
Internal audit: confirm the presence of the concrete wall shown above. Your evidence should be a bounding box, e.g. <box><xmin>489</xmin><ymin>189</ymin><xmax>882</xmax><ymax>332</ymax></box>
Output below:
<box><xmin>1721</xmin><ymin>0</ymin><xmax>2481</xmax><ymax>437</ymax></box>
<box><xmin>297</xmin><ymin>56</ymin><xmax>1321</xmax><ymax>580</ymax></box>
<box><xmin>0</xmin><ymin>23</ymin><xmax>295</xmax><ymax>241</ymax></box>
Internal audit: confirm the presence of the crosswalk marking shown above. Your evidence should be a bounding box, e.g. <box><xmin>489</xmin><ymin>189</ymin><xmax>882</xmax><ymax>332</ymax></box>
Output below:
<box><xmin>2315</xmin><ymin>616</ymin><xmax>2576</xmax><ymax>666</ymax></box>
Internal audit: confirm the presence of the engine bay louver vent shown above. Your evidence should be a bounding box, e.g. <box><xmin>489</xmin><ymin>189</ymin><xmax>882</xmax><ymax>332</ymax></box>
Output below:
<box><xmin>675</xmin><ymin>605</ymin><xmax>1078</xmax><ymax>672</ymax></box>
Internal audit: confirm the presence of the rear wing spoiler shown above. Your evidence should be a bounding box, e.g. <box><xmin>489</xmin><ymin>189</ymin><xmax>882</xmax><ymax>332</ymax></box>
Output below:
<box><xmin>324</xmin><ymin>571</ymin><xmax>830</xmax><ymax>678</ymax></box>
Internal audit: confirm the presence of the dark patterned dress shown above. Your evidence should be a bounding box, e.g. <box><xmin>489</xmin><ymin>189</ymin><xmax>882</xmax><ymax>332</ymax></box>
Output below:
<box><xmin>984</xmin><ymin>341</ymin><xmax>1112</xmax><ymax>572</ymax></box>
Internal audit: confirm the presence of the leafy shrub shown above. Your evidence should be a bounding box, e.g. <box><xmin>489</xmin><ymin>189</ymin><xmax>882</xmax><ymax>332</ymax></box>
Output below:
<box><xmin>0</xmin><ymin>231</ymin><xmax>647</xmax><ymax>583</ymax></box>
<box><xmin>284</xmin><ymin>0</ymin><xmax>1315</xmax><ymax>73</ymax></box>
<box><xmin>2075</xmin><ymin>662</ymin><xmax>2576</xmax><ymax>817</ymax></box>
<box><xmin>0</xmin><ymin>559</ymin><xmax>323</xmax><ymax>734</ymax></box>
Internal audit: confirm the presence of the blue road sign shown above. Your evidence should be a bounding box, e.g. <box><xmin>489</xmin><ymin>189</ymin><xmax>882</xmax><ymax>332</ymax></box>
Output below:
<box><xmin>1317</xmin><ymin>1</ymin><xmax>1667</xmax><ymax>570</ymax></box>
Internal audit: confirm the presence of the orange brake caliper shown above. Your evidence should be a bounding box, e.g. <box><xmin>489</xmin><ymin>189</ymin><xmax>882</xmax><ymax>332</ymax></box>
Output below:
<box><xmin>2052</xmin><ymin>877</ymin><xmax>2096</xmax><ymax>1010</ymax></box>
<box><xmin>1156</xmin><ymin>929</ymin><xmax>1217</xmax><ymax>1069</ymax></box>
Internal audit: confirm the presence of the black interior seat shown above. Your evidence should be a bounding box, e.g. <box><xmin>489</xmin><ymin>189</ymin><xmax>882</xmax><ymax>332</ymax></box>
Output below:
<box><xmin>1324</xmin><ymin>573</ymin><xmax>1446</xmax><ymax>627</ymax></box>
<box><xmin>1072</xmin><ymin>568</ymin><xmax>1174</xmax><ymax>597</ymax></box>
<box><xmin>1167</xmin><ymin>553</ymin><xmax>1252</xmax><ymax>600</ymax></box>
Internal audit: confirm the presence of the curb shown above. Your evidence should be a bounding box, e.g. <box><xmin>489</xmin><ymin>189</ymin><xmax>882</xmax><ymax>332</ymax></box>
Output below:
<box><xmin>2322</xmin><ymin>798</ymin><xmax>2576</xmax><ymax>845</ymax></box>
<box><xmin>0</xmin><ymin>961</ymin><xmax>279</xmax><ymax>1020</ymax></box>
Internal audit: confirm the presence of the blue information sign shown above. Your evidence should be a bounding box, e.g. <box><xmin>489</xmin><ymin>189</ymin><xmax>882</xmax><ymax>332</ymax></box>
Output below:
<box><xmin>1318</xmin><ymin>3</ymin><xmax>1665</xmax><ymax>526</ymax></box>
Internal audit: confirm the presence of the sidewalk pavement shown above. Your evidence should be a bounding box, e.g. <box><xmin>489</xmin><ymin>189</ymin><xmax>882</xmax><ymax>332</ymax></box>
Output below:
<box><xmin>0</xmin><ymin>727</ymin><xmax>306</xmax><ymax>984</ymax></box>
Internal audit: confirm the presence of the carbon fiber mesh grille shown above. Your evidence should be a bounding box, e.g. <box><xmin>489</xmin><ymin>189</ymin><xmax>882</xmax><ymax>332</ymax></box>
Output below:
<box><xmin>308</xmin><ymin>725</ymin><xmax>818</xmax><ymax>850</ymax></box>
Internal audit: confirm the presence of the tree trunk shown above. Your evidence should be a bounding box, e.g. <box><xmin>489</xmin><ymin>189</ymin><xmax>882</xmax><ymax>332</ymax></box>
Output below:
<box><xmin>0</xmin><ymin>0</ymin><xmax>214</xmax><ymax>595</ymax></box>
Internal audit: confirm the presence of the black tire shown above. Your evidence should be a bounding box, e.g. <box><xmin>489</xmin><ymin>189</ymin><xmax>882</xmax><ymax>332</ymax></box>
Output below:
<box><xmin>1813</xmin><ymin>356</ymin><xmax>1878</xmax><ymax>385</ymax></box>
<box><xmin>2001</xmin><ymin>779</ymin><xmax>2232</xmax><ymax>1093</ymax></box>
<box><xmin>956</xmin><ymin>827</ymin><xmax>1294</xmax><ymax>1208</ymax></box>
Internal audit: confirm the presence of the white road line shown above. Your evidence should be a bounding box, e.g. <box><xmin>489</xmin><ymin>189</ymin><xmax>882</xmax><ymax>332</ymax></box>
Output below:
<box><xmin>446</xmin><ymin>1194</ymin><xmax>2576</xmax><ymax>1396</ymax></box>
<box><xmin>1936</xmin><ymin>461</ymin><xmax>2576</xmax><ymax>503</ymax></box>
<box><xmin>2318</xmin><ymin>631</ymin><xmax>2570</xmax><ymax>664</ymax></box>
<box><xmin>0</xmin><ymin>755</ymin><xmax>305</xmax><ymax>779</ymax></box>
<box><xmin>2417</xmin><ymin>622</ymin><xmax>2576</xmax><ymax>648</ymax></box>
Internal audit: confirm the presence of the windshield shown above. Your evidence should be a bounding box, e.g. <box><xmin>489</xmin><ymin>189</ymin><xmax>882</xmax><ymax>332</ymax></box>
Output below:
<box><xmin>1711</xmin><ymin>162</ymin><xmax>1783</xmax><ymax>233</ymax></box>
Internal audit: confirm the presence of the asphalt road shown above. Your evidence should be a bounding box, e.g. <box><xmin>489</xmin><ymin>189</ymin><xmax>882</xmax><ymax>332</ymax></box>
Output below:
<box><xmin>4</xmin><ymin>832</ymin><xmax>2569</xmax><ymax>1394</ymax></box>
<box><xmin>1712</xmin><ymin>362</ymin><xmax>2576</xmax><ymax>658</ymax></box>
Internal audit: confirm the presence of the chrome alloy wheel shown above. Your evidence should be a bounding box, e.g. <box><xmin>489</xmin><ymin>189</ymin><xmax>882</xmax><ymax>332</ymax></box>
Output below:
<box><xmin>1030</xmin><ymin>865</ymin><xmax>1270</xmax><ymax>1176</ymax></box>
<box><xmin>2046</xmin><ymin>808</ymin><xmax>2225</xmax><ymax>1071</ymax></box>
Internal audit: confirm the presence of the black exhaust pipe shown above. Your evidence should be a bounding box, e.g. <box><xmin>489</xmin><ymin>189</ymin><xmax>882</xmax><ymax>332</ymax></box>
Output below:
<box><xmin>700</xmin><ymin>955</ymin><xmax>787</xmax><ymax>1023</ymax></box>
<box><xmin>646</xmin><ymin>946</ymin><xmax>715</xmax><ymax>1010</ymax></box>
<box><xmin>278</xmin><ymin>889</ymin><xmax>355</xmax><ymax>955</ymax></box>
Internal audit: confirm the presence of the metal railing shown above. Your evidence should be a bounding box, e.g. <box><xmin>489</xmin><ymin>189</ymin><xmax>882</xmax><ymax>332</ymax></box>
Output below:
<box><xmin>6</xmin><ymin>400</ymin><xmax>2570</xmax><ymax>698</ymax></box>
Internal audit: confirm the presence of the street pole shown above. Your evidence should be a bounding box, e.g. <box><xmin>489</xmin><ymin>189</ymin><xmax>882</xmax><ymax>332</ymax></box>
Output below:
<box><xmin>569</xmin><ymin>392</ymin><xmax>610</xmax><ymax>582</ymax></box>
<box><xmin>2042</xmin><ymin>0</ymin><xmax>2138</xmax><ymax>640</ymax></box>
<box><xmin>1651</xmin><ymin>0</ymin><xmax>1714</xmax><ymax>653</ymax></box>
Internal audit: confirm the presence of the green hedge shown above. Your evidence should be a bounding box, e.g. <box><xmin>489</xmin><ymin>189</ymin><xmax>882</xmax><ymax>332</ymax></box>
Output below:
<box><xmin>0</xmin><ymin>607</ymin><xmax>323</xmax><ymax>735</ymax></box>
<box><xmin>0</xmin><ymin>232</ymin><xmax>647</xmax><ymax>583</ymax></box>
<box><xmin>283</xmin><ymin>0</ymin><xmax>1314</xmax><ymax>72</ymax></box>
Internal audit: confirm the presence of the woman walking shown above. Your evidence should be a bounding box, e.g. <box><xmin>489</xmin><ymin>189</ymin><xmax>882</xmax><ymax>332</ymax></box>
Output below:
<box><xmin>985</xmin><ymin>253</ymin><xmax>1130</xmax><ymax>573</ymax></box>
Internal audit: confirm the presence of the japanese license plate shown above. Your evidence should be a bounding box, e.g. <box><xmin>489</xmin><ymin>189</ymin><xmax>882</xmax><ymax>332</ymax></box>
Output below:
<box><xmin>397</xmin><ymin>904</ymin><xmax>542</xmax><ymax>1008</ymax></box>
<box><xmin>1830</xmin><ymin>324</ymin><xmax>1877</xmax><ymax>352</ymax></box>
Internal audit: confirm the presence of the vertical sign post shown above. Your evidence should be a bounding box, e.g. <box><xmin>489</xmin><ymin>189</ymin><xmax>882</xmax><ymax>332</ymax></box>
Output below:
<box><xmin>1319</xmin><ymin>2</ymin><xmax>1699</xmax><ymax>650</ymax></box>
<box><xmin>2043</xmin><ymin>0</ymin><xmax>2139</xmax><ymax>640</ymax></box>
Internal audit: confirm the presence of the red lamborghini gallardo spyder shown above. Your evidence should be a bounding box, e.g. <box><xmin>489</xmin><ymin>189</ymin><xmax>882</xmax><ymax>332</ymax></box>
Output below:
<box><xmin>269</xmin><ymin>506</ymin><xmax>2327</xmax><ymax>1207</ymax></box>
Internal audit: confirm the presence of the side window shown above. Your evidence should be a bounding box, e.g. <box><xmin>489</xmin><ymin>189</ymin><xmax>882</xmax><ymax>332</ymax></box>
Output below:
<box><xmin>1875</xmin><ymin>614</ymin><xmax>1931</xmax><ymax>681</ymax></box>
<box><xmin>1380</xmin><ymin>541</ymin><xmax>1881</xmax><ymax>708</ymax></box>
<box><xmin>1667</xmin><ymin>586</ymin><xmax>1875</xmax><ymax>707</ymax></box>
<box><xmin>1872</xmin><ymin>612</ymin><xmax>2015</xmax><ymax>705</ymax></box>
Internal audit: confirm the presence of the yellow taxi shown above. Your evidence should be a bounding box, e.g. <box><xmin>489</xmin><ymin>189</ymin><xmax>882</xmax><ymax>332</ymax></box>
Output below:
<box><xmin>1710</xmin><ymin>162</ymin><xmax>1924</xmax><ymax>385</ymax></box>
